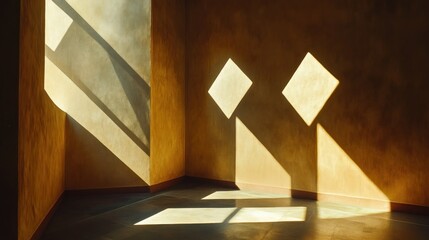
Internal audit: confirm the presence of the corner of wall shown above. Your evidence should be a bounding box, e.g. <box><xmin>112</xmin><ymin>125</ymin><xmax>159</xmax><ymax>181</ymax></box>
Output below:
<box><xmin>18</xmin><ymin>0</ymin><xmax>66</xmax><ymax>239</ymax></box>
<box><xmin>150</xmin><ymin>0</ymin><xmax>186</xmax><ymax>185</ymax></box>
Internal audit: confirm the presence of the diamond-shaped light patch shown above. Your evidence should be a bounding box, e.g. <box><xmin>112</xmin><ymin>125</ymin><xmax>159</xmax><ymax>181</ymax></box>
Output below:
<box><xmin>282</xmin><ymin>52</ymin><xmax>339</xmax><ymax>126</ymax></box>
<box><xmin>208</xmin><ymin>58</ymin><xmax>252</xmax><ymax>118</ymax></box>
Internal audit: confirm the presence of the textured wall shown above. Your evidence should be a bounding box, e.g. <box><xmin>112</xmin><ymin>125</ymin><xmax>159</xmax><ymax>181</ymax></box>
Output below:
<box><xmin>66</xmin><ymin>0</ymin><xmax>151</xmax><ymax>87</ymax></box>
<box><xmin>18</xmin><ymin>0</ymin><xmax>66</xmax><ymax>239</ymax></box>
<box><xmin>45</xmin><ymin>0</ymin><xmax>151</xmax><ymax>188</ymax></box>
<box><xmin>150</xmin><ymin>0</ymin><xmax>186</xmax><ymax>185</ymax></box>
<box><xmin>186</xmin><ymin>0</ymin><xmax>429</xmax><ymax>207</ymax></box>
<box><xmin>65</xmin><ymin>117</ymin><xmax>146</xmax><ymax>189</ymax></box>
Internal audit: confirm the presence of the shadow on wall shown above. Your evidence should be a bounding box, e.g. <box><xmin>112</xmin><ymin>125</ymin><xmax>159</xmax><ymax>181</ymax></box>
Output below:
<box><xmin>208</xmin><ymin>55</ymin><xmax>389</xmax><ymax>210</ymax></box>
<box><xmin>189</xmin><ymin>0</ymin><xmax>429</xmax><ymax>208</ymax></box>
<box><xmin>65</xmin><ymin>117</ymin><xmax>147</xmax><ymax>189</ymax></box>
<box><xmin>44</xmin><ymin>0</ymin><xmax>152</xmax><ymax>187</ymax></box>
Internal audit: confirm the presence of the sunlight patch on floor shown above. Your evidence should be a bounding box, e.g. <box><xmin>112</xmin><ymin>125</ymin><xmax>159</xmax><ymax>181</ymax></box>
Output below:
<box><xmin>135</xmin><ymin>207</ymin><xmax>306</xmax><ymax>225</ymax></box>
<box><xmin>202</xmin><ymin>190</ymin><xmax>289</xmax><ymax>200</ymax></box>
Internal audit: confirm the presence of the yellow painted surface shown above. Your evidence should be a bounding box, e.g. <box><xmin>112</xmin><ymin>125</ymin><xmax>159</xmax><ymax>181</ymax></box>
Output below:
<box><xmin>66</xmin><ymin>0</ymin><xmax>151</xmax><ymax>85</ymax></box>
<box><xmin>317</xmin><ymin>124</ymin><xmax>390</xmax><ymax>210</ymax></box>
<box><xmin>236</xmin><ymin>117</ymin><xmax>291</xmax><ymax>194</ymax></box>
<box><xmin>150</xmin><ymin>0</ymin><xmax>186</xmax><ymax>184</ymax></box>
<box><xmin>45</xmin><ymin>0</ymin><xmax>151</xmax><ymax>188</ymax></box>
<box><xmin>65</xmin><ymin>117</ymin><xmax>146</xmax><ymax>189</ymax></box>
<box><xmin>45</xmin><ymin>56</ymin><xmax>150</xmax><ymax>186</ymax></box>
<box><xmin>18</xmin><ymin>1</ymin><xmax>66</xmax><ymax>239</ymax></box>
<box><xmin>16</xmin><ymin>5</ymin><xmax>429</xmax><ymax>237</ymax></box>
<box><xmin>186</xmin><ymin>0</ymin><xmax>429</xmax><ymax>207</ymax></box>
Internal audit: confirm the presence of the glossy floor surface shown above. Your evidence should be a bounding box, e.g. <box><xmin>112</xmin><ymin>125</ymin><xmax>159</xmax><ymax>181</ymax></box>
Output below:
<box><xmin>41</xmin><ymin>182</ymin><xmax>429</xmax><ymax>239</ymax></box>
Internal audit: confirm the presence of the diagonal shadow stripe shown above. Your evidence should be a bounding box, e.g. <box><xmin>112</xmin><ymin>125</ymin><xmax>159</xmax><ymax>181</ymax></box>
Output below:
<box><xmin>46</xmin><ymin>45</ymin><xmax>150</xmax><ymax>156</ymax></box>
<box><xmin>109</xmin><ymin>54</ymin><xmax>151</xmax><ymax>150</ymax></box>
<box><xmin>53</xmin><ymin>0</ymin><xmax>150</xmax><ymax>95</ymax></box>
<box><xmin>53</xmin><ymin>0</ymin><xmax>151</xmax><ymax>149</ymax></box>
<box><xmin>222</xmin><ymin>207</ymin><xmax>241</xmax><ymax>223</ymax></box>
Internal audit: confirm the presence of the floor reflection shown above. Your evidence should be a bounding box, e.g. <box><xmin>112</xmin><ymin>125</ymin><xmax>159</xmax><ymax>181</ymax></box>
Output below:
<box><xmin>41</xmin><ymin>182</ymin><xmax>429</xmax><ymax>240</ymax></box>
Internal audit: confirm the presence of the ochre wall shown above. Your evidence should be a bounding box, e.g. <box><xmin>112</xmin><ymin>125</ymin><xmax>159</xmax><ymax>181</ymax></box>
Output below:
<box><xmin>44</xmin><ymin>0</ymin><xmax>152</xmax><ymax>189</ymax></box>
<box><xmin>150</xmin><ymin>0</ymin><xmax>186</xmax><ymax>185</ymax></box>
<box><xmin>18</xmin><ymin>0</ymin><xmax>66</xmax><ymax>239</ymax></box>
<box><xmin>46</xmin><ymin>0</ymin><xmax>187</xmax><ymax>189</ymax></box>
<box><xmin>65</xmin><ymin>117</ymin><xmax>146</xmax><ymax>189</ymax></box>
<box><xmin>186</xmin><ymin>0</ymin><xmax>429</xmax><ymax>207</ymax></box>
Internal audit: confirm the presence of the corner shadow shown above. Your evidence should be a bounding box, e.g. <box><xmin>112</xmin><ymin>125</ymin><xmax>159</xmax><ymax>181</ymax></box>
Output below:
<box><xmin>65</xmin><ymin>115</ymin><xmax>147</xmax><ymax>189</ymax></box>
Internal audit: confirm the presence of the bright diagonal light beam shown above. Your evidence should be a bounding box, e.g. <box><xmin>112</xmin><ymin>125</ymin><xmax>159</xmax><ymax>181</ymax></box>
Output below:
<box><xmin>45</xmin><ymin>0</ymin><xmax>73</xmax><ymax>51</ymax></box>
<box><xmin>44</xmin><ymin>57</ymin><xmax>150</xmax><ymax>183</ymax></box>
<box><xmin>317</xmin><ymin>124</ymin><xmax>390</xmax><ymax>211</ymax></box>
<box><xmin>235</xmin><ymin>117</ymin><xmax>291</xmax><ymax>194</ymax></box>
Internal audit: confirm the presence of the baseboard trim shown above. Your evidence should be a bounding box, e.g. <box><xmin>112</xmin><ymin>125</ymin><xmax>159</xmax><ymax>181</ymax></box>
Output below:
<box><xmin>236</xmin><ymin>182</ymin><xmax>291</xmax><ymax>195</ymax></box>
<box><xmin>31</xmin><ymin>192</ymin><xmax>64</xmax><ymax>240</ymax></box>
<box><xmin>185</xmin><ymin>177</ymin><xmax>429</xmax><ymax>215</ymax></box>
<box><xmin>390</xmin><ymin>201</ymin><xmax>429</xmax><ymax>215</ymax></box>
<box><xmin>185</xmin><ymin>176</ymin><xmax>238</xmax><ymax>189</ymax></box>
<box><xmin>292</xmin><ymin>189</ymin><xmax>318</xmax><ymax>200</ymax></box>
<box><xmin>149</xmin><ymin>176</ymin><xmax>185</xmax><ymax>193</ymax></box>
<box><xmin>65</xmin><ymin>186</ymin><xmax>150</xmax><ymax>195</ymax></box>
<box><xmin>65</xmin><ymin>177</ymin><xmax>186</xmax><ymax>195</ymax></box>
<box><xmin>317</xmin><ymin>192</ymin><xmax>390</xmax><ymax>210</ymax></box>
<box><xmin>32</xmin><ymin>176</ymin><xmax>429</xmax><ymax>239</ymax></box>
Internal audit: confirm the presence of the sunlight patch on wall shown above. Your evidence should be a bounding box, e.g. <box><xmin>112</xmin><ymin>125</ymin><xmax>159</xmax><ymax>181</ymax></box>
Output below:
<box><xmin>317</xmin><ymin>124</ymin><xmax>390</xmax><ymax>211</ymax></box>
<box><xmin>202</xmin><ymin>190</ymin><xmax>289</xmax><ymax>200</ymax></box>
<box><xmin>45</xmin><ymin>57</ymin><xmax>150</xmax><ymax>183</ymax></box>
<box><xmin>45</xmin><ymin>0</ymin><xmax>73</xmax><ymax>51</ymax></box>
<box><xmin>134</xmin><ymin>207</ymin><xmax>306</xmax><ymax>225</ymax></box>
<box><xmin>236</xmin><ymin>117</ymin><xmax>291</xmax><ymax>194</ymax></box>
<box><xmin>282</xmin><ymin>53</ymin><xmax>339</xmax><ymax>126</ymax></box>
<box><xmin>66</xmin><ymin>0</ymin><xmax>151</xmax><ymax>84</ymax></box>
<box><xmin>208</xmin><ymin>59</ymin><xmax>252</xmax><ymax>118</ymax></box>
<box><xmin>45</xmin><ymin>9</ymin><xmax>150</xmax><ymax>152</ymax></box>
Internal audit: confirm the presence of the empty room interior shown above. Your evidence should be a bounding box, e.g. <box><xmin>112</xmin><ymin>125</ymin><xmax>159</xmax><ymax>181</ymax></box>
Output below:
<box><xmin>2</xmin><ymin>0</ymin><xmax>429</xmax><ymax>239</ymax></box>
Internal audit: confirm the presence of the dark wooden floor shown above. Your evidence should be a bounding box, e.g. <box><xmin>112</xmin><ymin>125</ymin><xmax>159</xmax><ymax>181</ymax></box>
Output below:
<box><xmin>41</xmin><ymin>182</ymin><xmax>429</xmax><ymax>240</ymax></box>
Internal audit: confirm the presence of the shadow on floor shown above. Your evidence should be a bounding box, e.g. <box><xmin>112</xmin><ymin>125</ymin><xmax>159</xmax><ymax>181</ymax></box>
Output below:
<box><xmin>41</xmin><ymin>181</ymin><xmax>429</xmax><ymax>240</ymax></box>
